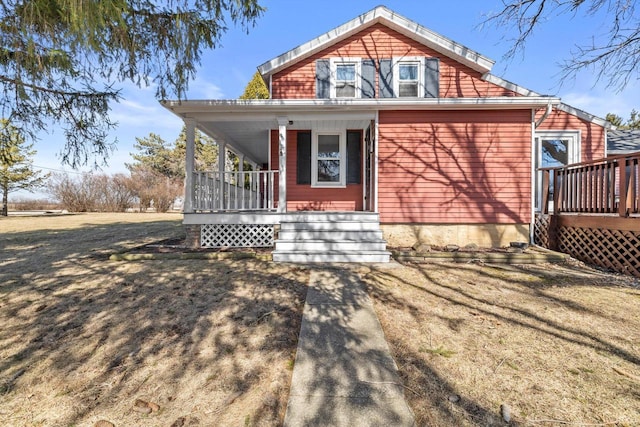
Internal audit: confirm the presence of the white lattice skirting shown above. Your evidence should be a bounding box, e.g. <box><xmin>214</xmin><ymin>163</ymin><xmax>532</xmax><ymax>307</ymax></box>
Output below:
<box><xmin>201</xmin><ymin>224</ymin><xmax>275</xmax><ymax>248</ymax></box>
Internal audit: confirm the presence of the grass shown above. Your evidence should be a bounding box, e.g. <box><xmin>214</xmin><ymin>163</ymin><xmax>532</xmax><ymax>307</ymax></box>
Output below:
<box><xmin>362</xmin><ymin>261</ymin><xmax>640</xmax><ymax>426</ymax></box>
<box><xmin>3</xmin><ymin>212</ymin><xmax>640</xmax><ymax>426</ymax></box>
<box><xmin>0</xmin><ymin>213</ymin><xmax>309</xmax><ymax>426</ymax></box>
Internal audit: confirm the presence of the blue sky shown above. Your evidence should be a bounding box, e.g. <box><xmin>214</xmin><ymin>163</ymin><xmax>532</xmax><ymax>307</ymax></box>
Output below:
<box><xmin>24</xmin><ymin>0</ymin><xmax>640</xmax><ymax>186</ymax></box>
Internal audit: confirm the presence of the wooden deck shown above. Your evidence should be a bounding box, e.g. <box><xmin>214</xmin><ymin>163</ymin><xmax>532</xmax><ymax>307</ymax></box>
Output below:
<box><xmin>537</xmin><ymin>152</ymin><xmax>640</xmax><ymax>277</ymax></box>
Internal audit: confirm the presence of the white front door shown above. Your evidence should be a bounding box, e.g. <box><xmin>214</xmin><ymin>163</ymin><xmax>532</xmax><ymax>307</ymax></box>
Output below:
<box><xmin>535</xmin><ymin>131</ymin><xmax>580</xmax><ymax>210</ymax></box>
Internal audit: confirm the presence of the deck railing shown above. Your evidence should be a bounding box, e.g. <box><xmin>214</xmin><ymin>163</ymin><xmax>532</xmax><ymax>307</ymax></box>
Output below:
<box><xmin>540</xmin><ymin>152</ymin><xmax>640</xmax><ymax>216</ymax></box>
<box><xmin>193</xmin><ymin>170</ymin><xmax>277</xmax><ymax>212</ymax></box>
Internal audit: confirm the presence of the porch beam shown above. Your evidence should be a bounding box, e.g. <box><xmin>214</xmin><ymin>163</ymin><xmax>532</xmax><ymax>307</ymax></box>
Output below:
<box><xmin>277</xmin><ymin>116</ymin><xmax>288</xmax><ymax>213</ymax></box>
<box><xmin>184</xmin><ymin>119</ymin><xmax>196</xmax><ymax>213</ymax></box>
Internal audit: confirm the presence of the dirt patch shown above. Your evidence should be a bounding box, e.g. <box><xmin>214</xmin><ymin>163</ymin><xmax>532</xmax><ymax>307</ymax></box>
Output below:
<box><xmin>362</xmin><ymin>261</ymin><xmax>640</xmax><ymax>426</ymax></box>
<box><xmin>0</xmin><ymin>213</ymin><xmax>308</xmax><ymax>426</ymax></box>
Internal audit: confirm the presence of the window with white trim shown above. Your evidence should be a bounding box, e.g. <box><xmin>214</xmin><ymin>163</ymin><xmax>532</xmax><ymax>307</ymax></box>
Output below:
<box><xmin>330</xmin><ymin>58</ymin><xmax>361</xmax><ymax>98</ymax></box>
<box><xmin>312</xmin><ymin>132</ymin><xmax>346</xmax><ymax>187</ymax></box>
<box><xmin>393</xmin><ymin>57</ymin><xmax>424</xmax><ymax>98</ymax></box>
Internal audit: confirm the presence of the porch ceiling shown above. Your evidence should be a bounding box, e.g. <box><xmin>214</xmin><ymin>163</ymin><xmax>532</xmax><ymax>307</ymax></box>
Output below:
<box><xmin>187</xmin><ymin>114</ymin><xmax>375</xmax><ymax>165</ymax></box>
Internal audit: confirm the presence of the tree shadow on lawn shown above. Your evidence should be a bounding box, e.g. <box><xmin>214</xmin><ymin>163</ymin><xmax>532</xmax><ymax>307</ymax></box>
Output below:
<box><xmin>284</xmin><ymin>267</ymin><xmax>415</xmax><ymax>426</ymax></box>
<box><xmin>0</xmin><ymin>221</ymin><xmax>308</xmax><ymax>426</ymax></box>
<box><xmin>363</xmin><ymin>261</ymin><xmax>640</xmax><ymax>426</ymax></box>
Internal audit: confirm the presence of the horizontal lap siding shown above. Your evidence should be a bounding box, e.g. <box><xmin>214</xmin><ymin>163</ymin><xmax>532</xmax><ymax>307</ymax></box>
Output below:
<box><xmin>378</xmin><ymin>110</ymin><xmax>531</xmax><ymax>224</ymax></box>
<box><xmin>535</xmin><ymin>110</ymin><xmax>606</xmax><ymax>161</ymax></box>
<box><xmin>270</xmin><ymin>130</ymin><xmax>363</xmax><ymax>211</ymax></box>
<box><xmin>271</xmin><ymin>24</ymin><xmax>519</xmax><ymax>99</ymax></box>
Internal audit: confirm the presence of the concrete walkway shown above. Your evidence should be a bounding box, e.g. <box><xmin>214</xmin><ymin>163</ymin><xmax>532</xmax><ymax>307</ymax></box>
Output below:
<box><xmin>283</xmin><ymin>267</ymin><xmax>415</xmax><ymax>426</ymax></box>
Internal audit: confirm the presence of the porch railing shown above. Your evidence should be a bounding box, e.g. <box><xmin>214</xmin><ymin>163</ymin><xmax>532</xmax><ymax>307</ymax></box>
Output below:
<box><xmin>193</xmin><ymin>170</ymin><xmax>277</xmax><ymax>212</ymax></box>
<box><xmin>540</xmin><ymin>152</ymin><xmax>640</xmax><ymax>216</ymax></box>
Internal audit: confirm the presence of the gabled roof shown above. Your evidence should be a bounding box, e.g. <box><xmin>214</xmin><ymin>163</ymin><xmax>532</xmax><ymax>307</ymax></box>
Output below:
<box><xmin>608</xmin><ymin>129</ymin><xmax>640</xmax><ymax>154</ymax></box>
<box><xmin>257</xmin><ymin>5</ymin><xmax>495</xmax><ymax>79</ymax></box>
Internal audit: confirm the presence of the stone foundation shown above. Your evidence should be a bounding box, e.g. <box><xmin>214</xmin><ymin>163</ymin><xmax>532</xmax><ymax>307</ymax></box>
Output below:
<box><xmin>184</xmin><ymin>224</ymin><xmax>201</xmax><ymax>248</ymax></box>
<box><xmin>382</xmin><ymin>223</ymin><xmax>530</xmax><ymax>248</ymax></box>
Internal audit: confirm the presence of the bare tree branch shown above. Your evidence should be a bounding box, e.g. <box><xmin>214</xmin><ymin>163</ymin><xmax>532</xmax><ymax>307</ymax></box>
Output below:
<box><xmin>484</xmin><ymin>0</ymin><xmax>640</xmax><ymax>91</ymax></box>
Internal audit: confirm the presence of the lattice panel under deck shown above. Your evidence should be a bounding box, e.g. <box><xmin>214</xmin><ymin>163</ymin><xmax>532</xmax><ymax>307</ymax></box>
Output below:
<box><xmin>557</xmin><ymin>226</ymin><xmax>640</xmax><ymax>277</ymax></box>
<box><xmin>201</xmin><ymin>224</ymin><xmax>275</xmax><ymax>248</ymax></box>
<box><xmin>534</xmin><ymin>214</ymin><xmax>550</xmax><ymax>248</ymax></box>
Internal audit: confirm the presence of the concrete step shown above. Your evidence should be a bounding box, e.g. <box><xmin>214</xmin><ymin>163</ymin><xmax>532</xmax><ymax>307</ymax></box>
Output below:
<box><xmin>280</xmin><ymin>221</ymin><xmax>382</xmax><ymax>232</ymax></box>
<box><xmin>280</xmin><ymin>212</ymin><xmax>380</xmax><ymax>223</ymax></box>
<box><xmin>278</xmin><ymin>230</ymin><xmax>384</xmax><ymax>241</ymax></box>
<box><xmin>272</xmin><ymin>250</ymin><xmax>391</xmax><ymax>263</ymax></box>
<box><xmin>275</xmin><ymin>239</ymin><xmax>387</xmax><ymax>252</ymax></box>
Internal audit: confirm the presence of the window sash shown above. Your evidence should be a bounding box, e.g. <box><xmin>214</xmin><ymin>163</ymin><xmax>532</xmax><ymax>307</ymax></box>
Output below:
<box><xmin>330</xmin><ymin>59</ymin><xmax>361</xmax><ymax>98</ymax></box>
<box><xmin>312</xmin><ymin>132</ymin><xmax>346</xmax><ymax>187</ymax></box>
<box><xmin>335</xmin><ymin>64</ymin><xmax>356</xmax><ymax>98</ymax></box>
<box><xmin>393</xmin><ymin>58</ymin><xmax>424</xmax><ymax>98</ymax></box>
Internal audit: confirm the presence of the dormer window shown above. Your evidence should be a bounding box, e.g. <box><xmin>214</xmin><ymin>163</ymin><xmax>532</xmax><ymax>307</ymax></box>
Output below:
<box><xmin>330</xmin><ymin>58</ymin><xmax>361</xmax><ymax>98</ymax></box>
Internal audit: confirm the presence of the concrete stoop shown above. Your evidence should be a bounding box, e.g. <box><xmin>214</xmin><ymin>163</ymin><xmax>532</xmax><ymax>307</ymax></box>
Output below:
<box><xmin>273</xmin><ymin>212</ymin><xmax>391</xmax><ymax>263</ymax></box>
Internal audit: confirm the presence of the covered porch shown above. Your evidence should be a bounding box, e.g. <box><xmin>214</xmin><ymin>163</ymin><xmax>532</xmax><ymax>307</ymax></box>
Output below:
<box><xmin>161</xmin><ymin>100</ymin><xmax>381</xmax><ymax>256</ymax></box>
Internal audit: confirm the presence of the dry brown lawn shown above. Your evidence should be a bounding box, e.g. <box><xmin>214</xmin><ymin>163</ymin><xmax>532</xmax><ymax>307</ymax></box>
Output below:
<box><xmin>0</xmin><ymin>213</ymin><xmax>308</xmax><ymax>427</ymax></box>
<box><xmin>362</xmin><ymin>261</ymin><xmax>640</xmax><ymax>426</ymax></box>
<box><xmin>3</xmin><ymin>213</ymin><xmax>640</xmax><ymax>427</ymax></box>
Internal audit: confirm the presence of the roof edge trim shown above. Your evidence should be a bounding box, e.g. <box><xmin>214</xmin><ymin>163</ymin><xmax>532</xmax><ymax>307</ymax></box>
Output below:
<box><xmin>556</xmin><ymin>103</ymin><xmax>610</xmax><ymax>128</ymax></box>
<box><xmin>257</xmin><ymin>5</ymin><xmax>494</xmax><ymax>77</ymax></box>
<box><xmin>482</xmin><ymin>73</ymin><xmax>541</xmax><ymax>97</ymax></box>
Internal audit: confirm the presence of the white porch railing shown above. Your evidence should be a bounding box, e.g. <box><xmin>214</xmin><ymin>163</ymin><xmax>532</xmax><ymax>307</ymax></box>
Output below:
<box><xmin>193</xmin><ymin>170</ymin><xmax>278</xmax><ymax>212</ymax></box>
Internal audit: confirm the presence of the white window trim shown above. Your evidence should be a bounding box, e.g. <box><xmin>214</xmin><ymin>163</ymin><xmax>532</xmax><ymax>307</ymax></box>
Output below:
<box><xmin>393</xmin><ymin>56</ymin><xmax>425</xmax><ymax>98</ymax></box>
<box><xmin>534</xmin><ymin>130</ymin><xmax>581</xmax><ymax>211</ymax></box>
<box><xmin>311</xmin><ymin>130</ymin><xmax>347</xmax><ymax>188</ymax></box>
<box><xmin>330</xmin><ymin>57</ymin><xmax>361</xmax><ymax>99</ymax></box>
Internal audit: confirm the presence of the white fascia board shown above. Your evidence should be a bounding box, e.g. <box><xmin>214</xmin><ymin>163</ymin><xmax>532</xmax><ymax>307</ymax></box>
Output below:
<box><xmin>257</xmin><ymin>5</ymin><xmax>494</xmax><ymax>78</ymax></box>
<box><xmin>482</xmin><ymin>73</ymin><xmax>541</xmax><ymax>97</ymax></box>
<box><xmin>378</xmin><ymin>8</ymin><xmax>494</xmax><ymax>73</ymax></box>
<box><xmin>556</xmin><ymin>103</ymin><xmax>610</xmax><ymax>128</ymax></box>
<box><xmin>162</xmin><ymin>97</ymin><xmax>561</xmax><ymax>117</ymax></box>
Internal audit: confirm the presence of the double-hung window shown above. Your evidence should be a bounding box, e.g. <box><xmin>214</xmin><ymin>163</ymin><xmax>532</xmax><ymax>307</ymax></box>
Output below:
<box><xmin>398</xmin><ymin>62</ymin><xmax>419</xmax><ymax>97</ymax></box>
<box><xmin>330</xmin><ymin>58</ymin><xmax>361</xmax><ymax>98</ymax></box>
<box><xmin>312</xmin><ymin>132</ymin><xmax>346</xmax><ymax>187</ymax></box>
<box><xmin>393</xmin><ymin>57</ymin><xmax>424</xmax><ymax>98</ymax></box>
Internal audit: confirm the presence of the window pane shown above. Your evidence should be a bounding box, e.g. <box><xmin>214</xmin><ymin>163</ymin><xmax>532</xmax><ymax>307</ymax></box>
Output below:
<box><xmin>336</xmin><ymin>64</ymin><xmax>355</xmax><ymax>81</ymax></box>
<box><xmin>399</xmin><ymin>64</ymin><xmax>418</xmax><ymax>81</ymax></box>
<box><xmin>336</xmin><ymin>83</ymin><xmax>356</xmax><ymax>97</ymax></box>
<box><xmin>318</xmin><ymin>160</ymin><xmax>340</xmax><ymax>182</ymax></box>
<box><xmin>541</xmin><ymin>139</ymin><xmax>569</xmax><ymax>167</ymax></box>
<box><xmin>399</xmin><ymin>82</ymin><xmax>418</xmax><ymax>97</ymax></box>
<box><xmin>318</xmin><ymin>135</ymin><xmax>340</xmax><ymax>158</ymax></box>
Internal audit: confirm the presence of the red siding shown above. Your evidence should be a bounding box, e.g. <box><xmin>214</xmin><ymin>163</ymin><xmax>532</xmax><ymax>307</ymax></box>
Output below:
<box><xmin>378</xmin><ymin>110</ymin><xmax>532</xmax><ymax>224</ymax></box>
<box><xmin>270</xmin><ymin>130</ymin><xmax>364</xmax><ymax>211</ymax></box>
<box><xmin>535</xmin><ymin>109</ymin><xmax>606</xmax><ymax>161</ymax></box>
<box><xmin>271</xmin><ymin>23</ymin><xmax>518</xmax><ymax>99</ymax></box>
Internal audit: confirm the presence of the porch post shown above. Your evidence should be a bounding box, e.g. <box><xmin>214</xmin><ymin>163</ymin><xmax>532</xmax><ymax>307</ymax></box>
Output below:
<box><xmin>184</xmin><ymin>119</ymin><xmax>196</xmax><ymax>213</ymax></box>
<box><xmin>218</xmin><ymin>141</ymin><xmax>226</xmax><ymax>210</ymax></box>
<box><xmin>277</xmin><ymin>116</ymin><xmax>288</xmax><ymax>213</ymax></box>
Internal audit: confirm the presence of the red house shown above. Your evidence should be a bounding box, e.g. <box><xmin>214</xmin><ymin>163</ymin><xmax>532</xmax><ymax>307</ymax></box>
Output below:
<box><xmin>162</xmin><ymin>5</ymin><xmax>609</xmax><ymax>262</ymax></box>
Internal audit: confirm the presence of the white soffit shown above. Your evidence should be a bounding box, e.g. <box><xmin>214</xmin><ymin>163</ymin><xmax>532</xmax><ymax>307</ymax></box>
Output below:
<box><xmin>161</xmin><ymin>97</ymin><xmax>562</xmax><ymax>118</ymax></box>
<box><xmin>257</xmin><ymin>5</ymin><xmax>495</xmax><ymax>78</ymax></box>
